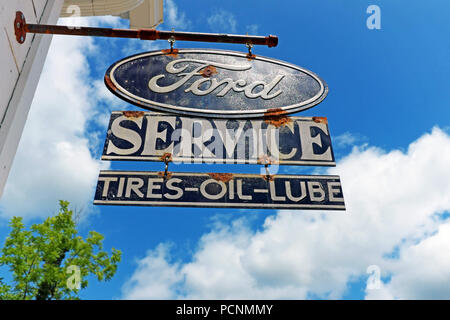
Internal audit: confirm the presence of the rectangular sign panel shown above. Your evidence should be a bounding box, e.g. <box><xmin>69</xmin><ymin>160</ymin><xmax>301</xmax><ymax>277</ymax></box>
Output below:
<box><xmin>94</xmin><ymin>171</ymin><xmax>345</xmax><ymax>210</ymax></box>
<box><xmin>101</xmin><ymin>112</ymin><xmax>336</xmax><ymax>166</ymax></box>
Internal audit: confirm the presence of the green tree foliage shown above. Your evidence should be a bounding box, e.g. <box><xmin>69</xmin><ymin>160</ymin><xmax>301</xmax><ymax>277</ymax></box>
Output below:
<box><xmin>0</xmin><ymin>201</ymin><xmax>121</xmax><ymax>300</ymax></box>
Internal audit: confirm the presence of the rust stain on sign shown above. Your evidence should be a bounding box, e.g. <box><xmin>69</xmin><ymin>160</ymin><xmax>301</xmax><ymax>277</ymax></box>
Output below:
<box><xmin>208</xmin><ymin>173</ymin><xmax>233</xmax><ymax>183</ymax></box>
<box><xmin>246</xmin><ymin>53</ymin><xmax>256</xmax><ymax>60</ymax></box>
<box><xmin>104</xmin><ymin>74</ymin><xmax>117</xmax><ymax>91</ymax></box>
<box><xmin>257</xmin><ymin>155</ymin><xmax>278</xmax><ymax>165</ymax></box>
<box><xmin>313</xmin><ymin>116</ymin><xmax>328</xmax><ymax>124</ymax></box>
<box><xmin>161</xmin><ymin>48</ymin><xmax>179</xmax><ymax>57</ymax></box>
<box><xmin>122</xmin><ymin>111</ymin><xmax>145</xmax><ymax>118</ymax></box>
<box><xmin>157</xmin><ymin>171</ymin><xmax>173</xmax><ymax>179</ymax></box>
<box><xmin>263</xmin><ymin>108</ymin><xmax>292</xmax><ymax>127</ymax></box>
<box><xmin>159</xmin><ymin>152</ymin><xmax>172</xmax><ymax>162</ymax></box>
<box><xmin>200</xmin><ymin>65</ymin><xmax>218</xmax><ymax>78</ymax></box>
<box><xmin>264</xmin><ymin>108</ymin><xmax>287</xmax><ymax>117</ymax></box>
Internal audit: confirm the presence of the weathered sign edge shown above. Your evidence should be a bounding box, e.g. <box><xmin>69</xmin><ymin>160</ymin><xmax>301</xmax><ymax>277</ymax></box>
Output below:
<box><xmin>96</xmin><ymin>170</ymin><xmax>342</xmax><ymax>179</ymax></box>
<box><xmin>94</xmin><ymin>170</ymin><xmax>345</xmax><ymax>210</ymax></box>
<box><xmin>101</xmin><ymin>112</ymin><xmax>336</xmax><ymax>166</ymax></box>
<box><xmin>93</xmin><ymin>200</ymin><xmax>345</xmax><ymax>210</ymax></box>
<box><xmin>100</xmin><ymin>156</ymin><xmax>336</xmax><ymax>166</ymax></box>
<box><xmin>104</xmin><ymin>48</ymin><xmax>329</xmax><ymax>118</ymax></box>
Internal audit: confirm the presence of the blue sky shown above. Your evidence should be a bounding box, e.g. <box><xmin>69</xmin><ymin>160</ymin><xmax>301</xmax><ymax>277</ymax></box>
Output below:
<box><xmin>1</xmin><ymin>0</ymin><xmax>450</xmax><ymax>299</ymax></box>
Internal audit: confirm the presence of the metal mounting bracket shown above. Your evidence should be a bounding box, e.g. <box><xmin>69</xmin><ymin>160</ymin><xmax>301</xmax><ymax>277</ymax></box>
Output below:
<box><xmin>13</xmin><ymin>11</ymin><xmax>278</xmax><ymax>48</ymax></box>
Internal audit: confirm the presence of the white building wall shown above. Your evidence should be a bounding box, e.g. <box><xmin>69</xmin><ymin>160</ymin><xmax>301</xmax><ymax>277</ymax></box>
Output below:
<box><xmin>0</xmin><ymin>0</ymin><xmax>64</xmax><ymax>197</ymax></box>
<box><xmin>0</xmin><ymin>0</ymin><xmax>163</xmax><ymax>198</ymax></box>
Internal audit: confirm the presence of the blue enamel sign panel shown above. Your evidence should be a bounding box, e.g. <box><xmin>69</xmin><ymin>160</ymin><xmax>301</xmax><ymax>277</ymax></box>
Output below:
<box><xmin>104</xmin><ymin>49</ymin><xmax>328</xmax><ymax>118</ymax></box>
<box><xmin>94</xmin><ymin>171</ymin><xmax>345</xmax><ymax>210</ymax></box>
<box><xmin>102</xmin><ymin>111</ymin><xmax>335</xmax><ymax>166</ymax></box>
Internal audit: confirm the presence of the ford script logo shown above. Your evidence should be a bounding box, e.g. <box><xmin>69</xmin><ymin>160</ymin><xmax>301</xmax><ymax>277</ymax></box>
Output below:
<box><xmin>105</xmin><ymin>49</ymin><xmax>328</xmax><ymax>118</ymax></box>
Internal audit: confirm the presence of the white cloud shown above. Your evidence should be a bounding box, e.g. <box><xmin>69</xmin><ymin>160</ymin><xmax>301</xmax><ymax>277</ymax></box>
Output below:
<box><xmin>122</xmin><ymin>127</ymin><xmax>450</xmax><ymax>299</ymax></box>
<box><xmin>246</xmin><ymin>24</ymin><xmax>259</xmax><ymax>35</ymax></box>
<box><xmin>367</xmin><ymin>221</ymin><xmax>450</xmax><ymax>299</ymax></box>
<box><xmin>207</xmin><ymin>11</ymin><xmax>237</xmax><ymax>34</ymax></box>
<box><xmin>365</xmin><ymin>281</ymin><xmax>394</xmax><ymax>300</ymax></box>
<box><xmin>333</xmin><ymin>132</ymin><xmax>365</xmax><ymax>148</ymax></box>
<box><xmin>0</xmin><ymin>24</ymin><xmax>110</xmax><ymax>219</ymax></box>
<box><xmin>91</xmin><ymin>79</ymin><xmax>125</xmax><ymax>128</ymax></box>
<box><xmin>165</xmin><ymin>0</ymin><xmax>191</xmax><ymax>30</ymax></box>
<box><xmin>122</xmin><ymin>244</ymin><xmax>183</xmax><ymax>299</ymax></box>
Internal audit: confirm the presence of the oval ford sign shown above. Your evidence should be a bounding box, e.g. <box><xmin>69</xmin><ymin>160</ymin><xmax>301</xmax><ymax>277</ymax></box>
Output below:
<box><xmin>105</xmin><ymin>49</ymin><xmax>328</xmax><ymax>118</ymax></box>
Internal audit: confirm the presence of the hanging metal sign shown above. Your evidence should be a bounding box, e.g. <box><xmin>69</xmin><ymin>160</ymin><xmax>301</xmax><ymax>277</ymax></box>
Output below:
<box><xmin>94</xmin><ymin>171</ymin><xmax>345</xmax><ymax>210</ymax></box>
<box><xmin>102</xmin><ymin>111</ymin><xmax>335</xmax><ymax>166</ymax></box>
<box><xmin>104</xmin><ymin>49</ymin><xmax>328</xmax><ymax>118</ymax></box>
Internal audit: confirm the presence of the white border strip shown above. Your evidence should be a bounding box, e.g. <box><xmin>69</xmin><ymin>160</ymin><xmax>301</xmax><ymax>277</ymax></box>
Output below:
<box><xmin>98</xmin><ymin>170</ymin><xmax>341</xmax><ymax>179</ymax></box>
<box><xmin>93</xmin><ymin>200</ymin><xmax>345</xmax><ymax>210</ymax></box>
<box><xmin>100</xmin><ymin>156</ymin><xmax>336</xmax><ymax>166</ymax></box>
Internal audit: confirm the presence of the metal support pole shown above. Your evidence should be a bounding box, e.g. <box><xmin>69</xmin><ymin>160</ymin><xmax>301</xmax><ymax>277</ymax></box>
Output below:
<box><xmin>14</xmin><ymin>11</ymin><xmax>278</xmax><ymax>47</ymax></box>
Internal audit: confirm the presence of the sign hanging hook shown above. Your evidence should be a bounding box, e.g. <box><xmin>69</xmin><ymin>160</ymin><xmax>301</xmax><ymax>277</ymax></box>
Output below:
<box><xmin>168</xmin><ymin>28</ymin><xmax>176</xmax><ymax>53</ymax></box>
<box><xmin>246</xmin><ymin>41</ymin><xmax>253</xmax><ymax>56</ymax></box>
<box><xmin>163</xmin><ymin>153</ymin><xmax>171</xmax><ymax>179</ymax></box>
<box><xmin>168</xmin><ymin>36</ymin><xmax>175</xmax><ymax>53</ymax></box>
<box><xmin>264</xmin><ymin>163</ymin><xmax>271</xmax><ymax>180</ymax></box>
<box><xmin>258</xmin><ymin>155</ymin><xmax>272</xmax><ymax>181</ymax></box>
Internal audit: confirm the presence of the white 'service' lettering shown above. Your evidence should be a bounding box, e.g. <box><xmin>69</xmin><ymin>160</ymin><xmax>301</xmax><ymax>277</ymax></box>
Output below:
<box><xmin>104</xmin><ymin>115</ymin><xmax>334</xmax><ymax>164</ymax></box>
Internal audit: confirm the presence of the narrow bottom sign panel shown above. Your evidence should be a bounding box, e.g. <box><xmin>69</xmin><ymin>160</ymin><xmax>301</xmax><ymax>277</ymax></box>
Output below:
<box><xmin>94</xmin><ymin>171</ymin><xmax>345</xmax><ymax>210</ymax></box>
